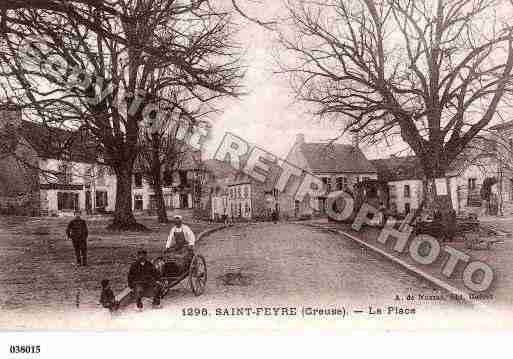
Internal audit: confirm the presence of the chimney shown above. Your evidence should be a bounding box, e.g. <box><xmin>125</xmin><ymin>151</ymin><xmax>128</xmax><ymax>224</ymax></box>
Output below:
<box><xmin>350</xmin><ymin>130</ymin><xmax>359</xmax><ymax>148</ymax></box>
<box><xmin>0</xmin><ymin>102</ymin><xmax>21</xmax><ymax>130</ymax></box>
<box><xmin>296</xmin><ymin>133</ymin><xmax>305</xmax><ymax>144</ymax></box>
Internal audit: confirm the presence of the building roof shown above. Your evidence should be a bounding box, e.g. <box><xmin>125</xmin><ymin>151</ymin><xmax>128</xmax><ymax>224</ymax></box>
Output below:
<box><xmin>371</xmin><ymin>154</ymin><xmax>475</xmax><ymax>182</ymax></box>
<box><xmin>202</xmin><ymin>159</ymin><xmax>239</xmax><ymax>179</ymax></box>
<box><xmin>489</xmin><ymin>120</ymin><xmax>513</xmax><ymax>131</ymax></box>
<box><xmin>371</xmin><ymin>156</ymin><xmax>424</xmax><ymax>182</ymax></box>
<box><xmin>300</xmin><ymin>142</ymin><xmax>377</xmax><ymax>173</ymax></box>
<box><xmin>177</xmin><ymin>147</ymin><xmax>202</xmax><ymax>171</ymax></box>
<box><xmin>18</xmin><ymin>120</ymin><xmax>98</xmax><ymax>163</ymax></box>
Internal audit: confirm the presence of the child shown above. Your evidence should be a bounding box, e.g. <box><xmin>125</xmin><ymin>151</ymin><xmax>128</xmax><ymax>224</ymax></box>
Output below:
<box><xmin>99</xmin><ymin>279</ymin><xmax>118</xmax><ymax>311</ymax></box>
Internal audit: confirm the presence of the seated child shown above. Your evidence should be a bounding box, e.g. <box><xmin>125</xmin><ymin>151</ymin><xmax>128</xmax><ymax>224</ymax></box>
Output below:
<box><xmin>99</xmin><ymin>279</ymin><xmax>118</xmax><ymax>311</ymax></box>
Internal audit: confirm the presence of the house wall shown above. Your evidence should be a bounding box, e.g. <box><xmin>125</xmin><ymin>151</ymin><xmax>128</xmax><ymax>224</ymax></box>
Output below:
<box><xmin>388</xmin><ymin>179</ymin><xmax>423</xmax><ymax>214</ymax></box>
<box><xmin>449</xmin><ymin>163</ymin><xmax>501</xmax><ymax>215</ymax></box>
<box><xmin>227</xmin><ymin>183</ymin><xmax>252</xmax><ymax>219</ymax></box>
<box><xmin>285</xmin><ymin>138</ymin><xmax>378</xmax><ymax>216</ymax></box>
<box><xmin>445</xmin><ymin>127</ymin><xmax>513</xmax><ymax>215</ymax></box>
<box><xmin>315</xmin><ymin>172</ymin><xmax>377</xmax><ymax>192</ymax></box>
<box><xmin>38</xmin><ymin>159</ymin><xmax>116</xmax><ymax>215</ymax></box>
<box><xmin>285</xmin><ymin>140</ymin><xmax>311</xmax><ymax>171</ymax></box>
<box><xmin>132</xmin><ymin>171</ymin><xmax>194</xmax><ymax>212</ymax></box>
<box><xmin>0</xmin><ymin>137</ymin><xmax>40</xmax><ymax>214</ymax></box>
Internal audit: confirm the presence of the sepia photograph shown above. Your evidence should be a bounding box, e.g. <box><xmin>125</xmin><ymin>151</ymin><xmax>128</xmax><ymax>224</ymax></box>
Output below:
<box><xmin>2</xmin><ymin>0</ymin><xmax>513</xmax><ymax>342</ymax></box>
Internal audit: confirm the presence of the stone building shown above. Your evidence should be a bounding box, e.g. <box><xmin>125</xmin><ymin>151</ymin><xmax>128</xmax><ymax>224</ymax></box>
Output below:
<box><xmin>201</xmin><ymin>133</ymin><xmax>378</xmax><ymax>220</ymax></box>
<box><xmin>132</xmin><ymin>149</ymin><xmax>203</xmax><ymax>214</ymax></box>
<box><xmin>370</xmin><ymin>124</ymin><xmax>513</xmax><ymax>216</ymax></box>
<box><xmin>0</xmin><ymin>103</ymin><xmax>203</xmax><ymax>216</ymax></box>
<box><xmin>283</xmin><ymin>133</ymin><xmax>378</xmax><ymax>216</ymax></box>
<box><xmin>0</xmin><ymin>105</ymin><xmax>116</xmax><ymax>216</ymax></box>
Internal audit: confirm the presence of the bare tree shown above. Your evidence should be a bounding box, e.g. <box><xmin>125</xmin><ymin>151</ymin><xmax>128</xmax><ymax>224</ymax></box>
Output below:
<box><xmin>0</xmin><ymin>0</ymin><xmax>243</xmax><ymax>230</ymax></box>
<box><xmin>278</xmin><ymin>0</ymin><xmax>513</xmax><ymax>213</ymax></box>
<box><xmin>137</xmin><ymin>92</ymin><xmax>209</xmax><ymax>223</ymax></box>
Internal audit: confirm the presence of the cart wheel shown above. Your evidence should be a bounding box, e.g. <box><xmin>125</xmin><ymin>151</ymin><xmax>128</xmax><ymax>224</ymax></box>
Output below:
<box><xmin>153</xmin><ymin>258</ymin><xmax>170</xmax><ymax>297</ymax></box>
<box><xmin>160</xmin><ymin>279</ymin><xmax>170</xmax><ymax>297</ymax></box>
<box><xmin>188</xmin><ymin>254</ymin><xmax>207</xmax><ymax>296</ymax></box>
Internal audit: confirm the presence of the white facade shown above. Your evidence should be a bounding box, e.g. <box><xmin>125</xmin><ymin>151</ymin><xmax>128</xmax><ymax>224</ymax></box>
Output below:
<box><xmin>387</xmin><ymin>179</ymin><xmax>423</xmax><ymax>214</ymax></box>
<box><xmin>132</xmin><ymin>171</ymin><xmax>194</xmax><ymax>213</ymax></box>
<box><xmin>38</xmin><ymin>158</ymin><xmax>200</xmax><ymax>216</ymax></box>
<box><xmin>227</xmin><ymin>183</ymin><xmax>252</xmax><ymax>219</ymax></box>
<box><xmin>38</xmin><ymin>158</ymin><xmax>116</xmax><ymax>216</ymax></box>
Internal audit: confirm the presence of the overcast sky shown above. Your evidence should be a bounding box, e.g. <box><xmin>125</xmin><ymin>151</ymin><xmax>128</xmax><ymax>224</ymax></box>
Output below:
<box><xmin>202</xmin><ymin>1</ymin><xmax>403</xmax><ymax>161</ymax></box>
<box><xmin>203</xmin><ymin>0</ymin><xmax>513</xmax><ymax>162</ymax></box>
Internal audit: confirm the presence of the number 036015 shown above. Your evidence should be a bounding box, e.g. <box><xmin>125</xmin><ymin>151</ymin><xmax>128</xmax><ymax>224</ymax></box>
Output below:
<box><xmin>9</xmin><ymin>345</ymin><xmax>40</xmax><ymax>354</ymax></box>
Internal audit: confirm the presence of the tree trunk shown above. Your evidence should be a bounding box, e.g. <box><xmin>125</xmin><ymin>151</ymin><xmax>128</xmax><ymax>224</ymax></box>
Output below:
<box><xmin>152</xmin><ymin>177</ymin><xmax>168</xmax><ymax>223</ymax></box>
<box><xmin>108</xmin><ymin>161</ymin><xmax>148</xmax><ymax>231</ymax></box>
<box><xmin>422</xmin><ymin>177</ymin><xmax>453</xmax><ymax>214</ymax></box>
<box><xmin>419</xmin><ymin>153</ymin><xmax>453</xmax><ymax>215</ymax></box>
<box><xmin>150</xmin><ymin>132</ymin><xmax>168</xmax><ymax>223</ymax></box>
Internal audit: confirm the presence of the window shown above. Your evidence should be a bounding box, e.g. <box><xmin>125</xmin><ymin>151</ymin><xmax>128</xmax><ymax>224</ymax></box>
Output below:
<box><xmin>57</xmin><ymin>163</ymin><xmax>72</xmax><ymax>184</ymax></box>
<box><xmin>84</xmin><ymin>167</ymin><xmax>93</xmax><ymax>186</ymax></box>
<box><xmin>134</xmin><ymin>173</ymin><xmax>143</xmax><ymax>188</ymax></box>
<box><xmin>243</xmin><ymin>186</ymin><xmax>249</xmax><ymax>198</ymax></box>
<box><xmin>336</xmin><ymin>177</ymin><xmax>346</xmax><ymax>191</ymax></box>
<box><xmin>245</xmin><ymin>202</ymin><xmax>250</xmax><ymax>214</ymax></box>
<box><xmin>96</xmin><ymin>166</ymin><xmax>106</xmax><ymax>186</ymax></box>
<box><xmin>149</xmin><ymin>195</ymin><xmax>157</xmax><ymax>210</ymax></box>
<box><xmin>237</xmin><ymin>187</ymin><xmax>241</xmax><ymax>199</ymax></box>
<box><xmin>319</xmin><ymin>198</ymin><xmax>326</xmax><ymax>213</ymax></box>
<box><xmin>57</xmin><ymin>192</ymin><xmax>78</xmax><ymax>211</ymax></box>
<box><xmin>164</xmin><ymin>194</ymin><xmax>173</xmax><ymax>209</ymax></box>
<box><xmin>388</xmin><ymin>184</ymin><xmax>397</xmax><ymax>199</ymax></box>
<box><xmin>134</xmin><ymin>194</ymin><xmax>143</xmax><ymax>211</ymax></box>
<box><xmin>404</xmin><ymin>184</ymin><xmax>411</xmax><ymax>198</ymax></box>
<box><xmin>321</xmin><ymin>177</ymin><xmax>331</xmax><ymax>192</ymax></box>
<box><xmin>468</xmin><ymin>178</ymin><xmax>477</xmax><ymax>191</ymax></box>
<box><xmin>95</xmin><ymin>191</ymin><xmax>108</xmax><ymax>209</ymax></box>
<box><xmin>404</xmin><ymin>203</ymin><xmax>411</xmax><ymax>214</ymax></box>
<box><xmin>179</xmin><ymin>170</ymin><xmax>188</xmax><ymax>186</ymax></box>
<box><xmin>162</xmin><ymin>170</ymin><xmax>173</xmax><ymax>187</ymax></box>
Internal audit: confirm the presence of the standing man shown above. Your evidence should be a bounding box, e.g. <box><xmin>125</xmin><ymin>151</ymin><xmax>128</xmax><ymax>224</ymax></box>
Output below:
<box><xmin>66</xmin><ymin>211</ymin><xmax>88</xmax><ymax>266</ymax></box>
<box><xmin>165</xmin><ymin>215</ymin><xmax>196</xmax><ymax>275</ymax></box>
<box><xmin>127</xmin><ymin>249</ymin><xmax>162</xmax><ymax>310</ymax></box>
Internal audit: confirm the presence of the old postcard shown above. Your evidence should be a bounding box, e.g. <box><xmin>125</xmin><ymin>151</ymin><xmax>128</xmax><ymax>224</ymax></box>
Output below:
<box><xmin>2</xmin><ymin>0</ymin><xmax>513</xmax><ymax>337</ymax></box>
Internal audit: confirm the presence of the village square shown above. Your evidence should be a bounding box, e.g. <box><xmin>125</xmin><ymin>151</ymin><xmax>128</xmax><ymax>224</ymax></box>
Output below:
<box><xmin>2</xmin><ymin>0</ymin><xmax>513</xmax><ymax>330</ymax></box>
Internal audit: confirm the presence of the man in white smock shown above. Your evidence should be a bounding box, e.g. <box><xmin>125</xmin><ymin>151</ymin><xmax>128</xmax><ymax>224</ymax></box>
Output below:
<box><xmin>164</xmin><ymin>215</ymin><xmax>196</xmax><ymax>275</ymax></box>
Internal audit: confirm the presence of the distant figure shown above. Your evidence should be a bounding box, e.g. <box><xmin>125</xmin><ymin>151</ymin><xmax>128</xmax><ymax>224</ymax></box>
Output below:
<box><xmin>66</xmin><ymin>211</ymin><xmax>88</xmax><ymax>266</ymax></box>
<box><xmin>99</xmin><ymin>279</ymin><xmax>117</xmax><ymax>311</ymax></box>
<box><xmin>127</xmin><ymin>249</ymin><xmax>162</xmax><ymax>310</ymax></box>
<box><xmin>272</xmin><ymin>209</ymin><xmax>278</xmax><ymax>223</ymax></box>
<box><xmin>377</xmin><ymin>202</ymin><xmax>387</xmax><ymax>227</ymax></box>
<box><xmin>442</xmin><ymin>209</ymin><xmax>457</xmax><ymax>243</ymax></box>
